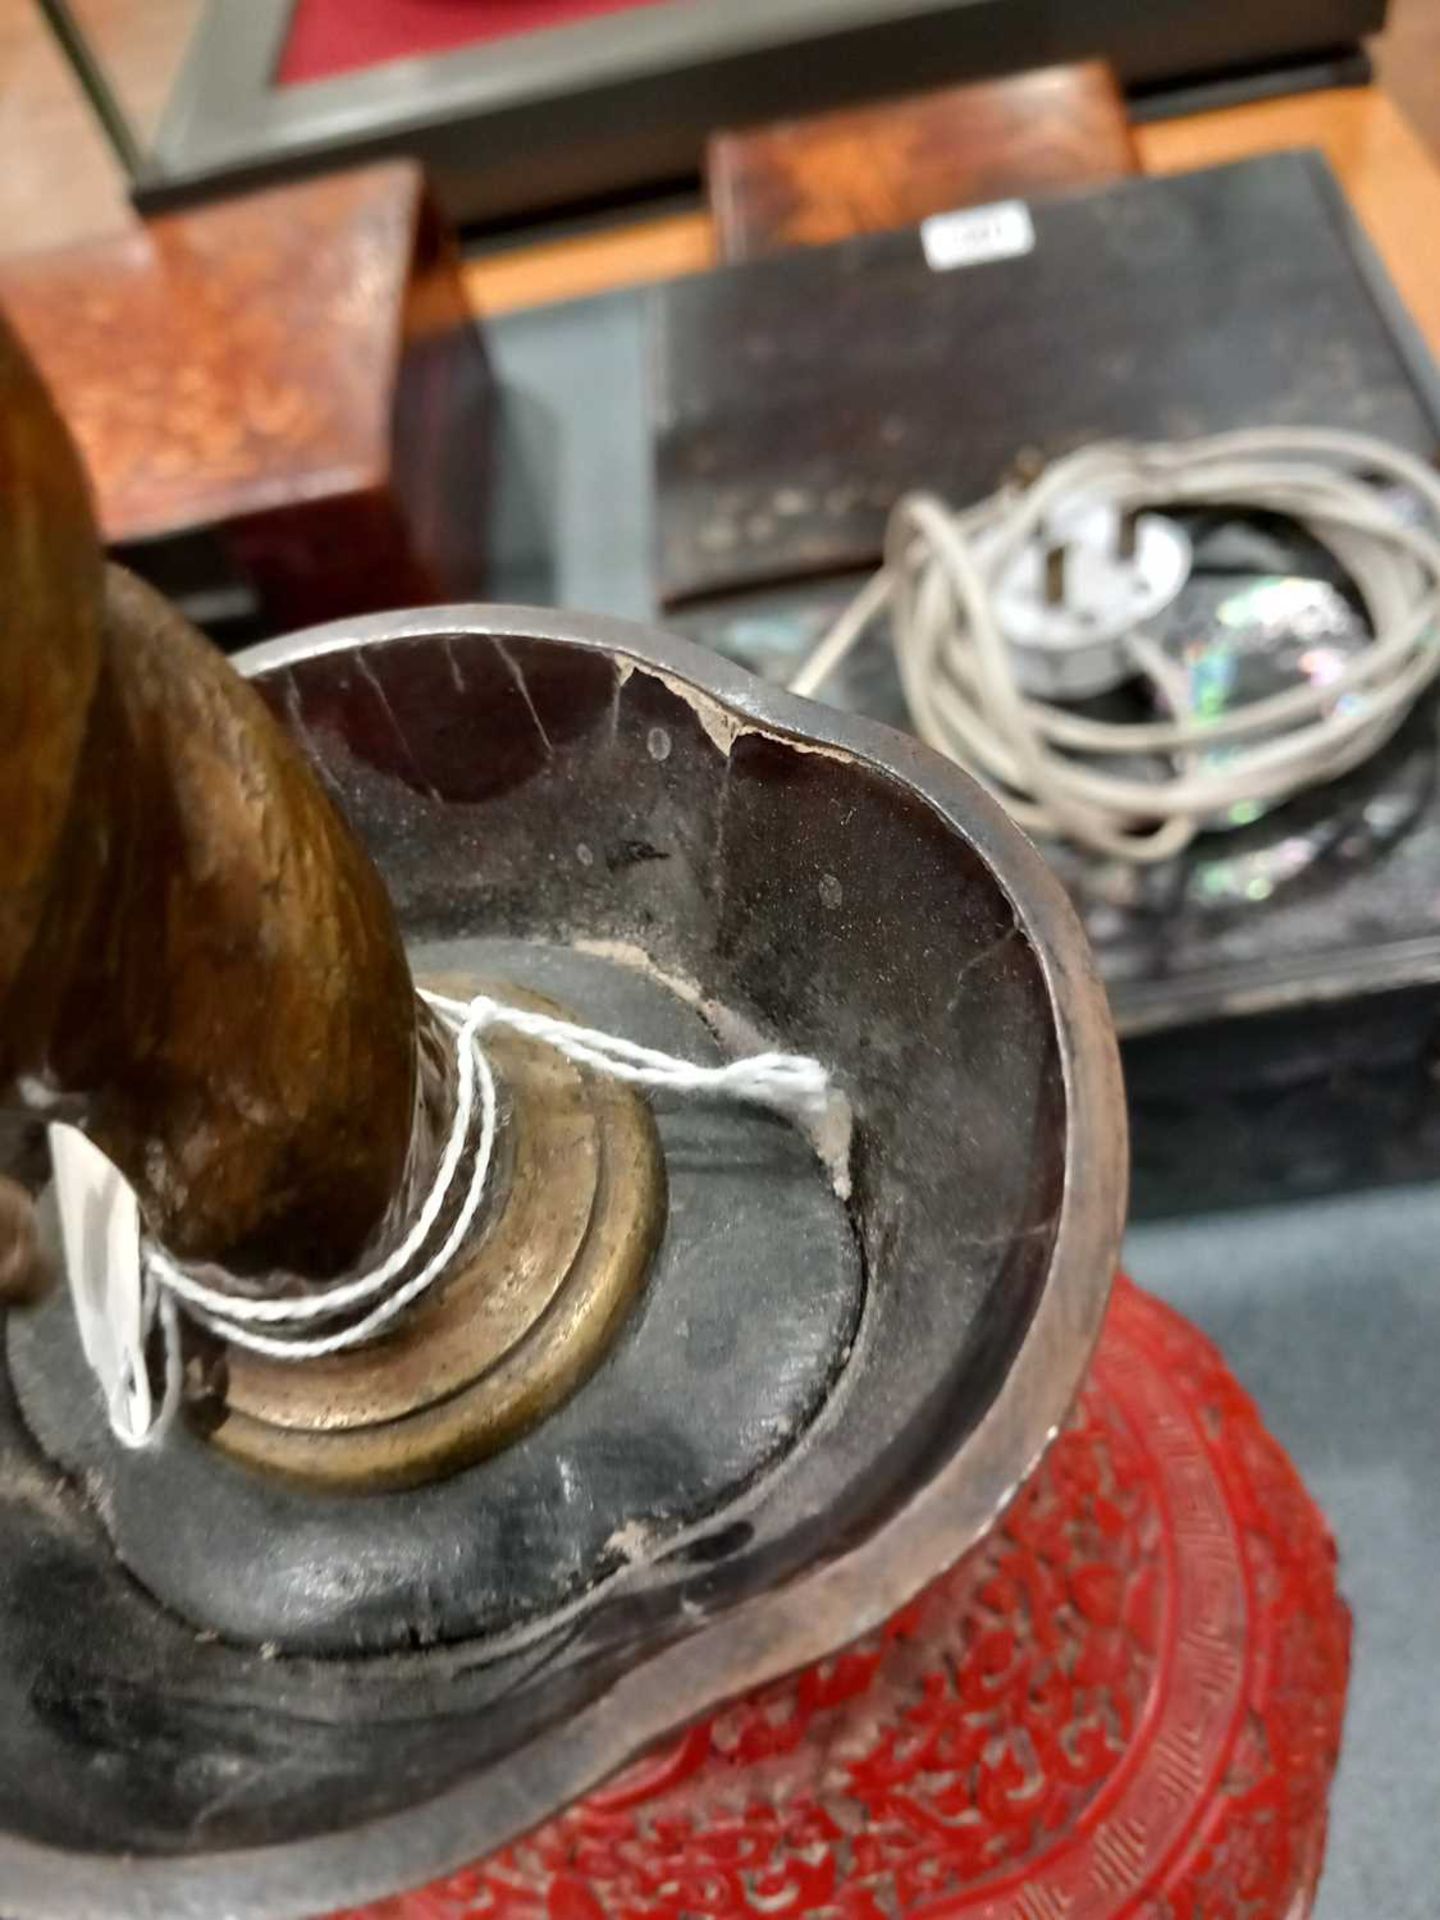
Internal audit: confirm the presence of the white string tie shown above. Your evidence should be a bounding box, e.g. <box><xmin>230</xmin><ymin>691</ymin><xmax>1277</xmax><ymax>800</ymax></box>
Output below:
<box><xmin>56</xmin><ymin>992</ymin><xmax>839</xmax><ymax>1448</ymax></box>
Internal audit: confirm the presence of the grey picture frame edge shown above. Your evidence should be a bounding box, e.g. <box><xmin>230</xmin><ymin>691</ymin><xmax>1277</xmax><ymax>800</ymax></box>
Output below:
<box><xmin>135</xmin><ymin>0</ymin><xmax>1390</xmax><ymax>226</ymax></box>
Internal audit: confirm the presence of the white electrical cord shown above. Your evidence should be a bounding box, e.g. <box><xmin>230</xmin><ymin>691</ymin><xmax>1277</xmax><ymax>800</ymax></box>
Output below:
<box><xmin>790</xmin><ymin>429</ymin><xmax>1440</xmax><ymax>862</ymax></box>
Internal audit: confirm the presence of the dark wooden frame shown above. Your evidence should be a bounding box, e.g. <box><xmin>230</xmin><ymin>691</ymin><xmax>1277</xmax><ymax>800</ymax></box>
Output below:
<box><xmin>129</xmin><ymin>0</ymin><xmax>1388</xmax><ymax>226</ymax></box>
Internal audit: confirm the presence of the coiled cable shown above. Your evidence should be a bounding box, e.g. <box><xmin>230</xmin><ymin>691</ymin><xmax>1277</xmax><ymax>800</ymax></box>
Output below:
<box><xmin>790</xmin><ymin>429</ymin><xmax>1440</xmax><ymax>862</ymax></box>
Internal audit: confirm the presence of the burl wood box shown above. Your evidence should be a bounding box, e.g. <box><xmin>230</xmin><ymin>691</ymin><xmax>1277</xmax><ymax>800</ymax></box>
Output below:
<box><xmin>708</xmin><ymin>61</ymin><xmax>1138</xmax><ymax>262</ymax></box>
<box><xmin>1</xmin><ymin>161</ymin><xmax>492</xmax><ymax>644</ymax></box>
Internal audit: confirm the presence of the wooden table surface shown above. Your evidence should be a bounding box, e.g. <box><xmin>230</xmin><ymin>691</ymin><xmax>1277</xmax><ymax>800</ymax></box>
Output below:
<box><xmin>461</xmin><ymin>87</ymin><xmax>1440</xmax><ymax>358</ymax></box>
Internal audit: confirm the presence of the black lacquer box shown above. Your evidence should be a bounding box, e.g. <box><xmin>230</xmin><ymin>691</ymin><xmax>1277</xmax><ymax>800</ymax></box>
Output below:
<box><xmin>649</xmin><ymin>152</ymin><xmax>1440</xmax><ymax>1214</ymax></box>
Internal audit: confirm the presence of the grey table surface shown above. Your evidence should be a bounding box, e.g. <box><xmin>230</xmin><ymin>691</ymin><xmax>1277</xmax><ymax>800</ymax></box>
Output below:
<box><xmin>486</xmin><ymin>291</ymin><xmax>1440</xmax><ymax>1917</ymax></box>
<box><xmin>1131</xmin><ymin>1195</ymin><xmax>1440</xmax><ymax>1920</ymax></box>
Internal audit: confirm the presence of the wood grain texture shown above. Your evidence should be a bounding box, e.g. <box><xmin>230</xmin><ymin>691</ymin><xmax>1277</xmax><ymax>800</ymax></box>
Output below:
<box><xmin>709</xmin><ymin>62</ymin><xmax>1137</xmax><ymax>263</ymax></box>
<box><xmin>0</xmin><ymin>161</ymin><xmax>492</xmax><ymax>628</ymax></box>
<box><xmin>0</xmin><ymin>0</ymin><xmax>200</xmax><ymax>257</ymax></box>
<box><xmin>1</xmin><ymin>163</ymin><xmax>419</xmax><ymax>542</ymax></box>
<box><xmin>0</xmin><ymin>306</ymin><xmax>105</xmax><ymax>1003</ymax></box>
<box><xmin>462</xmin><ymin>209</ymin><xmax>717</xmax><ymax>317</ymax></box>
<box><xmin>1373</xmin><ymin>0</ymin><xmax>1440</xmax><ymax>165</ymax></box>
<box><xmin>0</xmin><ymin>0</ymin><xmax>134</xmax><ymax>259</ymax></box>
<box><xmin>0</xmin><ymin>313</ymin><xmax>431</xmax><ymax>1281</ymax></box>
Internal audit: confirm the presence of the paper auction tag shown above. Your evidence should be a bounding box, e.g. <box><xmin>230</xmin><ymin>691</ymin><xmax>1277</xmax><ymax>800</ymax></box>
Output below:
<box><xmin>922</xmin><ymin>199</ymin><xmax>1036</xmax><ymax>272</ymax></box>
<box><xmin>48</xmin><ymin>1122</ymin><xmax>152</xmax><ymax>1446</ymax></box>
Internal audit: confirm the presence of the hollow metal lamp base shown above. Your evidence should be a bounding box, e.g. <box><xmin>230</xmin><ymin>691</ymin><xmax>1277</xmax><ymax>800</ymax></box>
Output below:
<box><xmin>0</xmin><ymin>606</ymin><xmax>1126</xmax><ymax>1918</ymax></box>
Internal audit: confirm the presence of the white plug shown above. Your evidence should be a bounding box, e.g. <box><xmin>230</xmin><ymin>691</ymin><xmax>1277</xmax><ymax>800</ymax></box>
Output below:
<box><xmin>989</xmin><ymin>498</ymin><xmax>1192</xmax><ymax>699</ymax></box>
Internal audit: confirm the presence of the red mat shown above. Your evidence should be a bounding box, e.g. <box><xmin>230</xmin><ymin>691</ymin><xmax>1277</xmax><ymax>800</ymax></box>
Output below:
<box><xmin>279</xmin><ymin>0</ymin><xmax>671</xmax><ymax>88</ymax></box>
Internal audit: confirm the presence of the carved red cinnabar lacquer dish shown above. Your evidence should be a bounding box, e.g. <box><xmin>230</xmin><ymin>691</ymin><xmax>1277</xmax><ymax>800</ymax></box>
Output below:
<box><xmin>337</xmin><ymin>1279</ymin><xmax>1350</xmax><ymax>1920</ymax></box>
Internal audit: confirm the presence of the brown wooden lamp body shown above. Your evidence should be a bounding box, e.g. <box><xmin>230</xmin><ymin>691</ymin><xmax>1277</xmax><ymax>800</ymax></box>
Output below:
<box><xmin>0</xmin><ymin>314</ymin><xmax>424</xmax><ymax>1281</ymax></box>
<box><xmin>0</xmin><ymin>313</ymin><xmax>657</xmax><ymax>1485</ymax></box>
